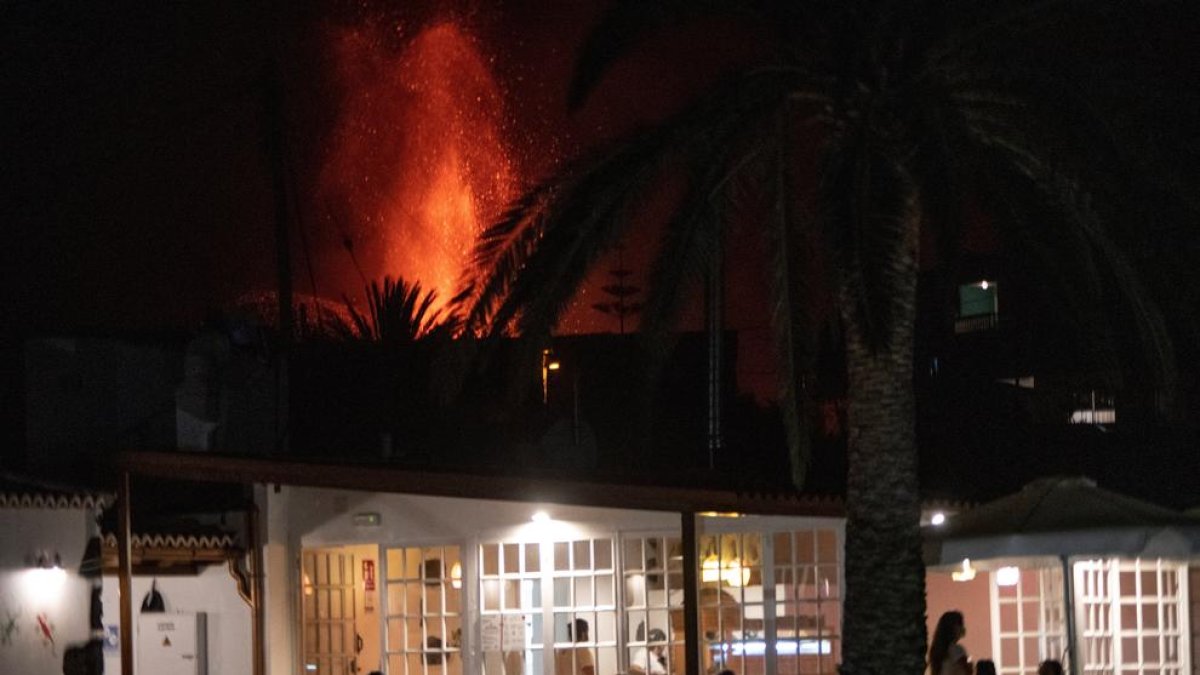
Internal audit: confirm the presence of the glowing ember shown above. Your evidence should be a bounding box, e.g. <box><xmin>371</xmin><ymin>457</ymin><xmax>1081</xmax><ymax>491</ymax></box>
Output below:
<box><xmin>320</xmin><ymin>19</ymin><xmax>515</xmax><ymax>310</ymax></box>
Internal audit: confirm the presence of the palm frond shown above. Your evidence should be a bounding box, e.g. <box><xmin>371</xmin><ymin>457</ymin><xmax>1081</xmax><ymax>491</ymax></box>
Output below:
<box><xmin>763</xmin><ymin>114</ymin><xmax>818</xmax><ymax>489</ymax></box>
<box><xmin>968</xmin><ymin>121</ymin><xmax>1179</xmax><ymax>414</ymax></box>
<box><xmin>336</xmin><ymin>276</ymin><xmax>456</xmax><ymax>345</ymax></box>
<box><xmin>469</xmin><ymin>68</ymin><xmax>825</xmax><ymax>342</ymax></box>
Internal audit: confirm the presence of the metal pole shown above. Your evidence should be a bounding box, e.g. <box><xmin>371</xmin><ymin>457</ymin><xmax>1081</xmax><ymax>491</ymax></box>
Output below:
<box><xmin>681</xmin><ymin>512</ymin><xmax>700</xmax><ymax>675</ymax></box>
<box><xmin>1060</xmin><ymin>555</ymin><xmax>1078</xmax><ymax>675</ymax></box>
<box><xmin>249</xmin><ymin>504</ymin><xmax>266</xmax><ymax>675</ymax></box>
<box><xmin>118</xmin><ymin>471</ymin><xmax>134</xmax><ymax>675</ymax></box>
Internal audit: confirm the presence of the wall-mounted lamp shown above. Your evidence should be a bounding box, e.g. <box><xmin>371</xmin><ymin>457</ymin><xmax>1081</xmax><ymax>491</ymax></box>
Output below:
<box><xmin>25</xmin><ymin>550</ymin><xmax>67</xmax><ymax>602</ymax></box>
<box><xmin>32</xmin><ymin>551</ymin><xmax>62</xmax><ymax>570</ymax></box>
<box><xmin>951</xmin><ymin>558</ymin><xmax>976</xmax><ymax>582</ymax></box>
<box><xmin>930</xmin><ymin>512</ymin><xmax>946</xmax><ymax>526</ymax></box>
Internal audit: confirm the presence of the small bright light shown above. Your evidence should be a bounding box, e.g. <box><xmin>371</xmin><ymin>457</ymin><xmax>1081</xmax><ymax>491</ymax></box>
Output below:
<box><xmin>24</xmin><ymin>567</ymin><xmax>68</xmax><ymax>602</ymax></box>
<box><xmin>930</xmin><ymin>512</ymin><xmax>946</xmax><ymax>526</ymax></box>
<box><xmin>531</xmin><ymin>511</ymin><xmax>550</xmax><ymax>523</ymax></box>
<box><xmin>951</xmin><ymin>558</ymin><xmax>976</xmax><ymax>582</ymax></box>
<box><xmin>980</xmin><ymin>280</ymin><xmax>989</xmax><ymax>290</ymax></box>
<box><xmin>450</xmin><ymin>562</ymin><xmax>463</xmax><ymax>589</ymax></box>
<box><xmin>546</xmin><ymin>361</ymin><xmax>561</xmax><ymax>371</ymax></box>
<box><xmin>996</xmin><ymin>566</ymin><xmax>1020</xmax><ymax>587</ymax></box>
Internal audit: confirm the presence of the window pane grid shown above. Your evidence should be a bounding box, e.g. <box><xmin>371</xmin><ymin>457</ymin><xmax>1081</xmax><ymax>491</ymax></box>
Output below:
<box><xmin>700</xmin><ymin>527</ymin><xmax>841</xmax><ymax>675</ymax></box>
<box><xmin>385</xmin><ymin>545</ymin><xmax>462</xmax><ymax>675</ymax></box>
<box><xmin>1073</xmin><ymin>558</ymin><xmax>1189</xmax><ymax>675</ymax></box>
<box><xmin>993</xmin><ymin>567</ymin><xmax>1065</xmax><ymax>675</ymax></box>
<box><xmin>302</xmin><ymin>550</ymin><xmax>358</xmax><ymax>675</ymax></box>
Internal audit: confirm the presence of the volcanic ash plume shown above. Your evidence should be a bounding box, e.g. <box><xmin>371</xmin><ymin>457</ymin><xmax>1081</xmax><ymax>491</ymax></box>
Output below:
<box><xmin>320</xmin><ymin>20</ymin><xmax>515</xmax><ymax>310</ymax></box>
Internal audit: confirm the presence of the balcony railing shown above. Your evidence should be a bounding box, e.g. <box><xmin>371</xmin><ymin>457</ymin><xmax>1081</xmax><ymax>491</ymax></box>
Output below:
<box><xmin>954</xmin><ymin>313</ymin><xmax>999</xmax><ymax>334</ymax></box>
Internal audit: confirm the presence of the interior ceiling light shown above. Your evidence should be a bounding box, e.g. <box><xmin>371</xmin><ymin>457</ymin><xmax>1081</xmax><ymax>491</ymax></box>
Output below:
<box><xmin>996</xmin><ymin>566</ymin><xmax>1020</xmax><ymax>587</ymax></box>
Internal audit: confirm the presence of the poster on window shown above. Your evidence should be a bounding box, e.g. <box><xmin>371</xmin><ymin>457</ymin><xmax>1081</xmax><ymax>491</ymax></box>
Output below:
<box><xmin>362</xmin><ymin>559</ymin><xmax>376</xmax><ymax>613</ymax></box>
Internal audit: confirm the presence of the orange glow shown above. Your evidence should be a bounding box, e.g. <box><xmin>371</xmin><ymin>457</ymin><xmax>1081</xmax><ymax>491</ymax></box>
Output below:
<box><xmin>320</xmin><ymin>20</ymin><xmax>515</xmax><ymax>311</ymax></box>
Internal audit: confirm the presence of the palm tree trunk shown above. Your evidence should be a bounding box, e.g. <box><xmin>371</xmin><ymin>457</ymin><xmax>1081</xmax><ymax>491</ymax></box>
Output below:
<box><xmin>837</xmin><ymin>219</ymin><xmax>927</xmax><ymax>675</ymax></box>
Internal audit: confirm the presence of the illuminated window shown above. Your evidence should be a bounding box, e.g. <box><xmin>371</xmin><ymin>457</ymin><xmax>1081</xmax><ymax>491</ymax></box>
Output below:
<box><xmin>700</xmin><ymin>526</ymin><xmax>842</xmax><ymax>675</ymax></box>
<box><xmin>991</xmin><ymin>567</ymin><xmax>1067</xmax><ymax>675</ymax></box>
<box><xmin>1068</xmin><ymin>390</ymin><xmax>1116</xmax><ymax>425</ymax></box>
<box><xmin>1074</xmin><ymin>559</ymin><xmax>1189</xmax><ymax>675</ymax></box>
<box><xmin>956</xmin><ymin>281</ymin><xmax>999</xmax><ymax>333</ymax></box>
<box><xmin>383</xmin><ymin>546</ymin><xmax>463</xmax><ymax>675</ymax></box>
<box><xmin>623</xmin><ymin>535</ymin><xmax>685</xmax><ymax>675</ymax></box>
<box><xmin>480</xmin><ymin>537</ymin><xmax>618</xmax><ymax>675</ymax></box>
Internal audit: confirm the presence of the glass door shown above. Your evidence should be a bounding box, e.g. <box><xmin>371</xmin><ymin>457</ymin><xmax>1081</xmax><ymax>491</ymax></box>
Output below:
<box><xmin>382</xmin><ymin>545</ymin><xmax>464</xmax><ymax>675</ymax></box>
<box><xmin>481</xmin><ymin>541</ymin><xmax>544</xmax><ymax>675</ymax></box>
<box><xmin>302</xmin><ymin>548</ymin><xmax>361</xmax><ymax>675</ymax></box>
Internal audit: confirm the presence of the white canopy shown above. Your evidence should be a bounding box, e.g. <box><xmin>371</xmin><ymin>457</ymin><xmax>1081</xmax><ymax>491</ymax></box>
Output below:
<box><xmin>924</xmin><ymin>476</ymin><xmax>1200</xmax><ymax>566</ymax></box>
<box><xmin>924</xmin><ymin>476</ymin><xmax>1200</xmax><ymax>675</ymax></box>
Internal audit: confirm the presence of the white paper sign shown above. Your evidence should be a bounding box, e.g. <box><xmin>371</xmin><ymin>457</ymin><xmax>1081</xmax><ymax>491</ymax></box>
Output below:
<box><xmin>481</xmin><ymin>616</ymin><xmax>502</xmax><ymax>652</ymax></box>
<box><xmin>503</xmin><ymin>615</ymin><xmax>526</xmax><ymax>649</ymax></box>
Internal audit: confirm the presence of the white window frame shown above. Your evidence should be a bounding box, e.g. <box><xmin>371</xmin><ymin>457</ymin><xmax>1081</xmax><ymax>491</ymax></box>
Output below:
<box><xmin>989</xmin><ymin>566</ymin><xmax>1067</xmax><ymax>675</ymax></box>
<box><xmin>1074</xmin><ymin>558</ymin><xmax>1191</xmax><ymax>675</ymax></box>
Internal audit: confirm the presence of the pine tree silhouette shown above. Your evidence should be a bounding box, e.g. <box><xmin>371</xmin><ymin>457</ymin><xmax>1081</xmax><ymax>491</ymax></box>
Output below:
<box><xmin>591</xmin><ymin>243</ymin><xmax>642</xmax><ymax>334</ymax></box>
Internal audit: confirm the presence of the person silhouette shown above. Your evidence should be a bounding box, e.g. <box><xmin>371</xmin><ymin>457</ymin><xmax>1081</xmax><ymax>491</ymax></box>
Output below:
<box><xmin>1037</xmin><ymin>660</ymin><xmax>1064</xmax><ymax>675</ymax></box>
<box><xmin>929</xmin><ymin>611</ymin><xmax>970</xmax><ymax>675</ymax></box>
<box><xmin>630</xmin><ymin>628</ymin><xmax>668</xmax><ymax>675</ymax></box>
<box><xmin>555</xmin><ymin>618</ymin><xmax>595</xmax><ymax>675</ymax></box>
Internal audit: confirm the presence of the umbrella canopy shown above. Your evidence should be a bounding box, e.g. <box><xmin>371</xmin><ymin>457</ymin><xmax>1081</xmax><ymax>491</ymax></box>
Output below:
<box><xmin>925</xmin><ymin>476</ymin><xmax>1200</xmax><ymax>566</ymax></box>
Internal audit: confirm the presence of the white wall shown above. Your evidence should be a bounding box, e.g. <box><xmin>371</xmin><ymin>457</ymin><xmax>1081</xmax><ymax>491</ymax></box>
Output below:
<box><xmin>290</xmin><ymin>487</ymin><xmax>684</xmax><ymax>548</ymax></box>
<box><xmin>101</xmin><ymin>565</ymin><xmax>253</xmax><ymax>675</ymax></box>
<box><xmin>0</xmin><ymin>507</ymin><xmax>93</xmax><ymax>675</ymax></box>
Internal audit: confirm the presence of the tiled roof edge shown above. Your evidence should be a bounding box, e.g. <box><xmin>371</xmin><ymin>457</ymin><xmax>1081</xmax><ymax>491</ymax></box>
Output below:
<box><xmin>101</xmin><ymin>532</ymin><xmax>238</xmax><ymax>550</ymax></box>
<box><xmin>0</xmin><ymin>492</ymin><xmax>112</xmax><ymax>510</ymax></box>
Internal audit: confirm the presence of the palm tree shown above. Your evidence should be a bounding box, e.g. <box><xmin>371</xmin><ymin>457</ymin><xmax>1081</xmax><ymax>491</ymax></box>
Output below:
<box><xmin>331</xmin><ymin>276</ymin><xmax>457</xmax><ymax>346</ymax></box>
<box><xmin>463</xmin><ymin>2</ymin><xmax>1181</xmax><ymax>673</ymax></box>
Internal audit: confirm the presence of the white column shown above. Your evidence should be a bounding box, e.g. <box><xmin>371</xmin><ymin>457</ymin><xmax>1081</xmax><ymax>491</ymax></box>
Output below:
<box><xmin>258</xmin><ymin>484</ymin><xmax>299</xmax><ymax>675</ymax></box>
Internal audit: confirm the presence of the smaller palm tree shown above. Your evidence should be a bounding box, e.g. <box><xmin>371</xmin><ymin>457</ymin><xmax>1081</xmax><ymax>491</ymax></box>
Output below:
<box><xmin>330</xmin><ymin>276</ymin><xmax>458</xmax><ymax>346</ymax></box>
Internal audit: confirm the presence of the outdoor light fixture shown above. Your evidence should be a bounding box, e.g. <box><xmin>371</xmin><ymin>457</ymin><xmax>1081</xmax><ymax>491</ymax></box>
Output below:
<box><xmin>930</xmin><ymin>512</ymin><xmax>947</xmax><ymax>526</ymax></box>
<box><xmin>951</xmin><ymin>558</ymin><xmax>977</xmax><ymax>582</ymax></box>
<box><xmin>33</xmin><ymin>551</ymin><xmax>62</xmax><ymax>570</ymax></box>
<box><xmin>541</xmin><ymin>349</ymin><xmax>561</xmax><ymax>405</ymax></box>
<box><xmin>996</xmin><ymin>566</ymin><xmax>1020</xmax><ymax>587</ymax></box>
<box><xmin>697</xmin><ymin>511</ymin><xmax>742</xmax><ymax>519</ymax></box>
<box><xmin>980</xmin><ymin>280</ymin><xmax>990</xmax><ymax>290</ymax></box>
<box><xmin>25</xmin><ymin>551</ymin><xmax>67</xmax><ymax>603</ymax></box>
